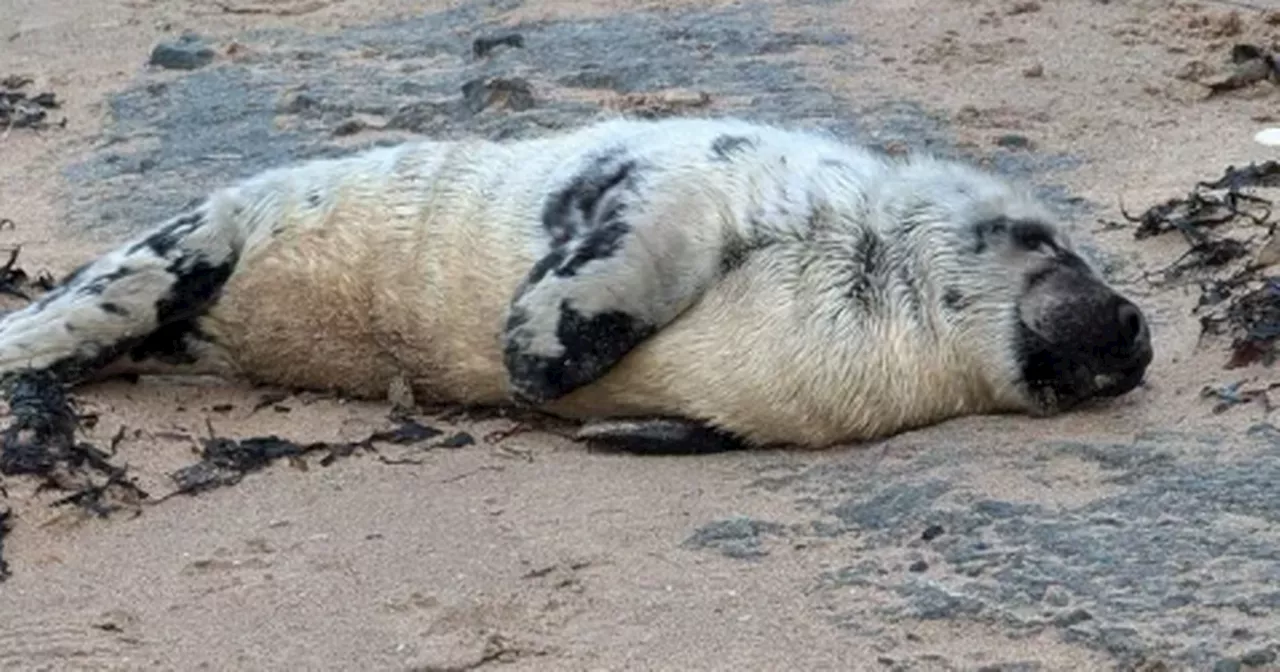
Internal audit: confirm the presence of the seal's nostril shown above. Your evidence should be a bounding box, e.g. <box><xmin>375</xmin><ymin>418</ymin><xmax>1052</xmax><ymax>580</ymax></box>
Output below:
<box><xmin>1117</xmin><ymin>302</ymin><xmax>1146</xmax><ymax>348</ymax></box>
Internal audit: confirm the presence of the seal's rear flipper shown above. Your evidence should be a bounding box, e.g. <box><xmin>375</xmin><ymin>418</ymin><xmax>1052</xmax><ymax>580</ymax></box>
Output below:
<box><xmin>575</xmin><ymin>417</ymin><xmax>749</xmax><ymax>455</ymax></box>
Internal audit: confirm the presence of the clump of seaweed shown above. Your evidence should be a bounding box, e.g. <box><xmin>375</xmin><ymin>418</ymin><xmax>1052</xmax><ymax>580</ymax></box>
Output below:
<box><xmin>0</xmin><ymin>75</ymin><xmax>65</xmax><ymax>132</ymax></box>
<box><xmin>0</xmin><ymin>370</ymin><xmax>476</xmax><ymax>579</ymax></box>
<box><xmin>166</xmin><ymin>410</ymin><xmax>471</xmax><ymax>495</ymax></box>
<box><xmin>0</xmin><ymin>246</ymin><xmax>58</xmax><ymax>302</ymax></box>
<box><xmin>0</xmin><ymin>508</ymin><xmax>11</xmax><ymax>582</ymax></box>
<box><xmin>1122</xmin><ymin>161</ymin><xmax>1280</xmax><ymax>369</ymax></box>
<box><xmin>0</xmin><ymin>370</ymin><xmax>149</xmax><ymax>516</ymax></box>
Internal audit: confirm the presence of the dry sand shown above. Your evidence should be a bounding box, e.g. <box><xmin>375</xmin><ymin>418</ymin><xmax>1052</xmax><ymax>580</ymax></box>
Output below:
<box><xmin>2</xmin><ymin>0</ymin><xmax>1280</xmax><ymax>669</ymax></box>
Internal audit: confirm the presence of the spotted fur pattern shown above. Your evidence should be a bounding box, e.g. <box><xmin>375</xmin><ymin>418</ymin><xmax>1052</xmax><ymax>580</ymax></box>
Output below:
<box><xmin>0</xmin><ymin>116</ymin><xmax>1150</xmax><ymax>450</ymax></box>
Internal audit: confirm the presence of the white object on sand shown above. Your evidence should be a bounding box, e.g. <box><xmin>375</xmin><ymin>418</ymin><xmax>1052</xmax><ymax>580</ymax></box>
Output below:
<box><xmin>1255</xmin><ymin>127</ymin><xmax>1280</xmax><ymax>147</ymax></box>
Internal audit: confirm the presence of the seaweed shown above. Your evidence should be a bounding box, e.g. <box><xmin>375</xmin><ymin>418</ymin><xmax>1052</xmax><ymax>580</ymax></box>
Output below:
<box><xmin>0</xmin><ymin>247</ymin><xmax>57</xmax><ymax>302</ymax></box>
<box><xmin>0</xmin><ymin>76</ymin><xmax>65</xmax><ymax>131</ymax></box>
<box><xmin>0</xmin><ymin>508</ymin><xmax>10</xmax><ymax>582</ymax></box>
<box><xmin>1125</xmin><ymin>161</ymin><xmax>1280</xmax><ymax>369</ymax></box>
<box><xmin>0</xmin><ymin>370</ymin><xmax>148</xmax><ymax>516</ymax></box>
<box><xmin>167</xmin><ymin>411</ymin><xmax>448</xmax><ymax>495</ymax></box>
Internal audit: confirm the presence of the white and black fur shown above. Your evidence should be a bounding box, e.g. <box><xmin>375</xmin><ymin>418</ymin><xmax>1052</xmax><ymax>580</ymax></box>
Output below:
<box><xmin>0</xmin><ymin>117</ymin><xmax>1154</xmax><ymax>452</ymax></box>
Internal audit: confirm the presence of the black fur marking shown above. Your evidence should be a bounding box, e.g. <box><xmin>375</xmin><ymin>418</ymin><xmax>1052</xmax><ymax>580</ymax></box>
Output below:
<box><xmin>972</xmin><ymin>216</ymin><xmax>1010</xmax><ymax>254</ymax></box>
<box><xmin>720</xmin><ymin>238</ymin><xmax>754</xmax><ymax>274</ymax></box>
<box><xmin>43</xmin><ymin>337</ymin><xmax>146</xmax><ymax>384</ymax></box>
<box><xmin>841</xmin><ymin>231</ymin><xmax>885</xmax><ymax>308</ymax></box>
<box><xmin>32</xmin><ymin>262</ymin><xmax>95</xmax><ymax>309</ymax></box>
<box><xmin>128</xmin><ymin>318</ymin><xmax>204</xmax><ymax>365</ymax></box>
<box><xmin>556</xmin><ymin>219</ymin><xmax>631</xmax><ymax>278</ymax></box>
<box><xmin>153</xmin><ymin>256</ymin><xmax>236</xmax><ymax>326</ymax></box>
<box><xmin>1015</xmin><ymin>266</ymin><xmax>1153</xmax><ymax>413</ymax></box>
<box><xmin>974</xmin><ymin>216</ymin><xmax>1069</xmax><ymax>257</ymax></box>
<box><xmin>1009</xmin><ymin>219</ymin><xmax>1058</xmax><ymax>253</ymax></box>
<box><xmin>27</xmin><ymin>253</ymin><xmax>235</xmax><ymax>385</ymax></box>
<box><xmin>1054</xmin><ymin>249</ymin><xmax>1095</xmax><ymax>274</ymax></box>
<box><xmin>896</xmin><ymin>265</ymin><xmax>925</xmax><ymax>321</ymax></box>
<box><xmin>579</xmin><ymin>417</ymin><xmax>750</xmax><ymax>455</ymax></box>
<box><xmin>942</xmin><ymin>287</ymin><xmax>970</xmax><ymax>311</ymax></box>
<box><xmin>100</xmin><ymin>302</ymin><xmax>129</xmax><ymax>317</ymax></box>
<box><xmin>127</xmin><ymin>211</ymin><xmax>205</xmax><ymax>257</ymax></box>
<box><xmin>525</xmin><ymin>248</ymin><xmax>567</xmax><ymax>286</ymax></box>
<box><xmin>540</xmin><ymin>150</ymin><xmax>638</xmax><ymax>245</ymax></box>
<box><xmin>710</xmin><ymin>135</ymin><xmax>755</xmax><ymax>161</ymax></box>
<box><xmin>505</xmin><ymin>302</ymin><xmax>656</xmax><ymax>404</ymax></box>
<box><xmin>524</xmin><ymin>150</ymin><xmax>644</xmax><ymax>282</ymax></box>
<box><xmin>1016</xmin><ymin>321</ymin><xmax>1116</xmax><ymax>414</ymax></box>
<box><xmin>1024</xmin><ymin>266</ymin><xmax>1055</xmax><ymax>290</ymax></box>
<box><xmin>854</xmin><ymin>231</ymin><xmax>886</xmax><ymax>276</ymax></box>
<box><xmin>76</xmin><ymin>267</ymin><xmax>134</xmax><ymax>297</ymax></box>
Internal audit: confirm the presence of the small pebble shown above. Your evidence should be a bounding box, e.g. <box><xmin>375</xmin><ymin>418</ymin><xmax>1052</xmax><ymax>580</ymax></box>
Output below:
<box><xmin>1022</xmin><ymin>63</ymin><xmax>1044</xmax><ymax>78</ymax></box>
<box><xmin>1214</xmin><ymin>659</ymin><xmax>1241</xmax><ymax>672</ymax></box>
<box><xmin>149</xmin><ymin>33</ymin><xmax>216</xmax><ymax>71</ymax></box>
<box><xmin>1254</xmin><ymin>127</ymin><xmax>1280</xmax><ymax>147</ymax></box>
<box><xmin>461</xmin><ymin>76</ymin><xmax>534</xmax><ymax>114</ymax></box>
<box><xmin>994</xmin><ymin>134</ymin><xmax>1032</xmax><ymax>149</ymax></box>
<box><xmin>1043</xmin><ymin>585</ymin><xmax>1071</xmax><ymax>607</ymax></box>
<box><xmin>921</xmin><ymin>524</ymin><xmax>945</xmax><ymax>541</ymax></box>
<box><xmin>1240</xmin><ymin>648</ymin><xmax>1276</xmax><ymax>666</ymax></box>
<box><xmin>1053</xmin><ymin>608</ymin><xmax>1092</xmax><ymax>627</ymax></box>
<box><xmin>472</xmin><ymin>33</ymin><xmax>524</xmax><ymax>59</ymax></box>
<box><xmin>908</xmin><ymin>559</ymin><xmax>929</xmax><ymax>573</ymax></box>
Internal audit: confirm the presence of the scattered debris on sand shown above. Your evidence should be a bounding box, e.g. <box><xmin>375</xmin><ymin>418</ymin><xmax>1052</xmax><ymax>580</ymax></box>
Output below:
<box><xmin>0</xmin><ymin>76</ymin><xmax>65</xmax><ymax>132</ymax></box>
<box><xmin>1124</xmin><ymin>160</ymin><xmax>1280</xmax><ymax>372</ymax></box>
<box><xmin>472</xmin><ymin>32</ymin><xmax>524</xmax><ymax>59</ymax></box>
<box><xmin>0</xmin><ymin>367</ymin><xmax>480</xmax><ymax>578</ymax></box>
<box><xmin>0</xmin><ymin>370</ymin><xmax>148</xmax><ymax>518</ymax></box>
<box><xmin>0</xmin><ymin>247</ymin><xmax>57</xmax><ymax>302</ymax></box>
<box><xmin>0</xmin><ymin>508</ymin><xmax>10</xmax><ymax>582</ymax></box>
<box><xmin>166</xmin><ymin>410</ymin><xmax>469</xmax><ymax>495</ymax></box>
<box><xmin>1202</xmin><ymin>43</ymin><xmax>1279</xmax><ymax>97</ymax></box>
<box><xmin>461</xmin><ymin>76</ymin><xmax>535</xmax><ymax>115</ymax></box>
<box><xmin>1200</xmin><ymin>380</ymin><xmax>1280</xmax><ymax>413</ymax></box>
<box><xmin>211</xmin><ymin>0</ymin><xmax>333</xmax><ymax>17</ymax></box>
<box><xmin>605</xmin><ymin>89</ymin><xmax>712</xmax><ymax>119</ymax></box>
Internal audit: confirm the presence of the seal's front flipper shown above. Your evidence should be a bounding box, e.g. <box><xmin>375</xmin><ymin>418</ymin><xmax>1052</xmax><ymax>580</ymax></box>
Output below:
<box><xmin>575</xmin><ymin>417</ymin><xmax>749</xmax><ymax>455</ymax></box>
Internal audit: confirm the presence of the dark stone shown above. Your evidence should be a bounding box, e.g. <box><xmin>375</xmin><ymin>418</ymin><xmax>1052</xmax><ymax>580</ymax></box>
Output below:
<box><xmin>149</xmin><ymin>33</ymin><xmax>216</xmax><ymax>71</ymax></box>
<box><xmin>461</xmin><ymin>76</ymin><xmax>534</xmax><ymax>114</ymax></box>
<box><xmin>472</xmin><ymin>32</ymin><xmax>524</xmax><ymax>58</ymax></box>
<box><xmin>1053</xmin><ymin>608</ymin><xmax>1093</xmax><ymax>627</ymax></box>
<box><xmin>995</xmin><ymin>133</ymin><xmax>1032</xmax><ymax>150</ymax></box>
<box><xmin>921</xmin><ymin>524</ymin><xmax>945</xmax><ymax>541</ymax></box>
<box><xmin>436</xmin><ymin>432</ymin><xmax>475</xmax><ymax>449</ymax></box>
<box><xmin>1241</xmin><ymin>649</ymin><xmax>1276</xmax><ymax>666</ymax></box>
